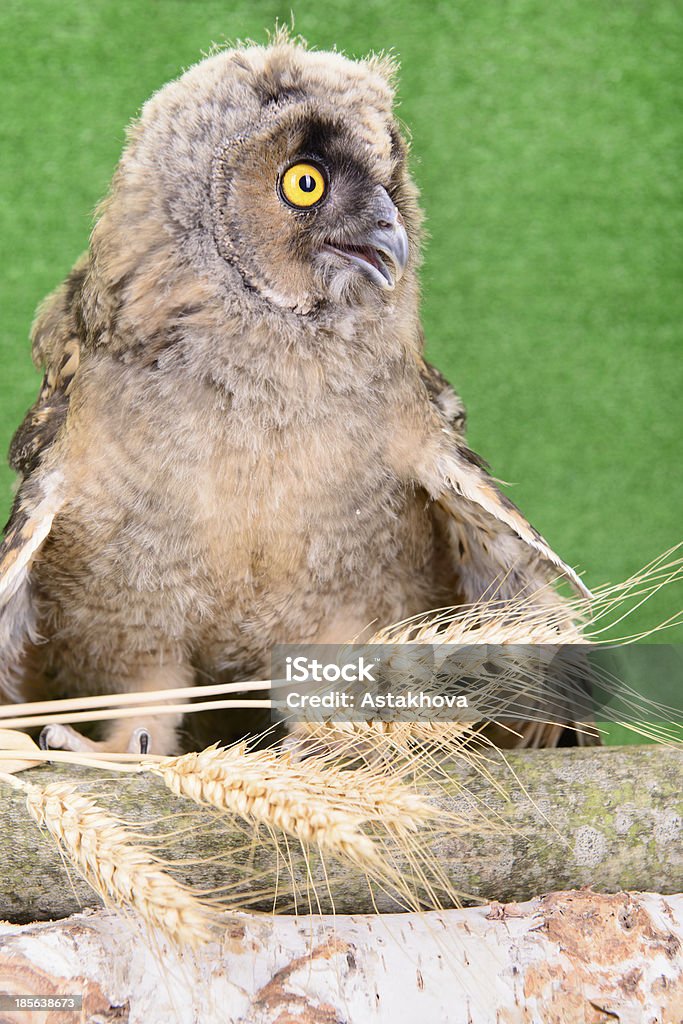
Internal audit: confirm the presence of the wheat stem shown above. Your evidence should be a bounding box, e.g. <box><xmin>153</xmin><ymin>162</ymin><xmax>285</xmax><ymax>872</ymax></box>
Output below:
<box><xmin>5</xmin><ymin>698</ymin><xmax>270</xmax><ymax>730</ymax></box>
<box><xmin>0</xmin><ymin>678</ymin><xmax>273</xmax><ymax>720</ymax></box>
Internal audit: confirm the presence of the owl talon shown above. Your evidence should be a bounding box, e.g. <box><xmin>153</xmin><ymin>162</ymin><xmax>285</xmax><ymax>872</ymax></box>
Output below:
<box><xmin>38</xmin><ymin>723</ymin><xmax>155</xmax><ymax>754</ymax></box>
<box><xmin>128</xmin><ymin>727</ymin><xmax>151</xmax><ymax>754</ymax></box>
<box><xmin>38</xmin><ymin>723</ymin><xmax>97</xmax><ymax>752</ymax></box>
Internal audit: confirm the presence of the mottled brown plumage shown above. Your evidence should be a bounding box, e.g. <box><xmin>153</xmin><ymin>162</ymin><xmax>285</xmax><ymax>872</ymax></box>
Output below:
<box><xmin>0</xmin><ymin>34</ymin><xmax>590</xmax><ymax>753</ymax></box>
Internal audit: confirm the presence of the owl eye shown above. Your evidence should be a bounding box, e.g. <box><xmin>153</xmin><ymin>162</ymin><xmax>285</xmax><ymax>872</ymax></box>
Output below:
<box><xmin>280</xmin><ymin>162</ymin><xmax>327</xmax><ymax>209</ymax></box>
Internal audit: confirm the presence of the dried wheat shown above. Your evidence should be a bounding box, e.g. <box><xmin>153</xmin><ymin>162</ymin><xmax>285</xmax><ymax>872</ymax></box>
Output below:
<box><xmin>23</xmin><ymin>779</ymin><xmax>213</xmax><ymax>946</ymax></box>
<box><xmin>150</xmin><ymin>744</ymin><xmax>422</xmax><ymax>867</ymax></box>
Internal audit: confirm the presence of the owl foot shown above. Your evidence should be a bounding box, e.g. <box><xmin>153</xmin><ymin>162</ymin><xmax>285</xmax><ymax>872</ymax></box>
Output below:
<box><xmin>39</xmin><ymin>723</ymin><xmax>152</xmax><ymax>754</ymax></box>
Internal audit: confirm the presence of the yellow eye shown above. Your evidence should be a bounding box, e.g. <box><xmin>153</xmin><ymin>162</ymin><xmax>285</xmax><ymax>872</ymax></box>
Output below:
<box><xmin>280</xmin><ymin>162</ymin><xmax>327</xmax><ymax>208</ymax></box>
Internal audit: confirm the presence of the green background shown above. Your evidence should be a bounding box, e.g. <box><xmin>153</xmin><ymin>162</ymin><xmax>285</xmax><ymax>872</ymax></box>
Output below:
<box><xmin>1</xmin><ymin>1</ymin><xmax>681</xmax><ymax>714</ymax></box>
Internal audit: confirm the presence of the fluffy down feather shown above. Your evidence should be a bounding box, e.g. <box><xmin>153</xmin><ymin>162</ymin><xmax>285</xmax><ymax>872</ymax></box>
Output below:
<box><xmin>0</xmin><ymin>32</ymin><xmax>591</xmax><ymax>752</ymax></box>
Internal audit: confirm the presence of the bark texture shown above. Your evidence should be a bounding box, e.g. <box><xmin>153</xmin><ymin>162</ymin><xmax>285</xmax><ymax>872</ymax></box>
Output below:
<box><xmin>0</xmin><ymin>745</ymin><xmax>681</xmax><ymax>921</ymax></box>
<box><xmin>0</xmin><ymin>892</ymin><xmax>681</xmax><ymax>1023</ymax></box>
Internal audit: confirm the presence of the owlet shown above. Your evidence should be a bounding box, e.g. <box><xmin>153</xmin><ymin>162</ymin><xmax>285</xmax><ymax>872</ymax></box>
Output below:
<box><xmin>0</xmin><ymin>35</ymin><xmax>590</xmax><ymax>754</ymax></box>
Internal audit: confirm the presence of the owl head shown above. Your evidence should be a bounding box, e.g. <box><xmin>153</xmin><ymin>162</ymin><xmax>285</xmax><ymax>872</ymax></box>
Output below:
<box><xmin>84</xmin><ymin>33</ymin><xmax>423</xmax><ymax>366</ymax></box>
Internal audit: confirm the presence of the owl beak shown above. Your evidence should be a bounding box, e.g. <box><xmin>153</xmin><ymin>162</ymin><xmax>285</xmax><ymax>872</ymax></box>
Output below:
<box><xmin>364</xmin><ymin>186</ymin><xmax>409</xmax><ymax>290</ymax></box>
<box><xmin>365</xmin><ymin>223</ymin><xmax>409</xmax><ymax>290</ymax></box>
<box><xmin>325</xmin><ymin>187</ymin><xmax>409</xmax><ymax>291</ymax></box>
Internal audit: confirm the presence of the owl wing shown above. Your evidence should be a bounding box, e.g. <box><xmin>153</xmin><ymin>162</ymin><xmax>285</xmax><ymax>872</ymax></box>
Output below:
<box><xmin>0</xmin><ymin>261</ymin><xmax>85</xmax><ymax>689</ymax></box>
<box><xmin>416</xmin><ymin>355</ymin><xmax>591</xmax><ymax>602</ymax></box>
<box><xmin>417</xmin><ymin>357</ymin><xmax>597</xmax><ymax>748</ymax></box>
<box><xmin>418</xmin><ymin>359</ymin><xmax>468</xmax><ymax>436</ymax></box>
<box><xmin>8</xmin><ymin>258</ymin><xmax>85</xmax><ymax>478</ymax></box>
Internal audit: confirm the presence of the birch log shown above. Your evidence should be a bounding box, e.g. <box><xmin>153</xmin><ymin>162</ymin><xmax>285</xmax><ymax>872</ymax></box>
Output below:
<box><xmin>1</xmin><ymin>745</ymin><xmax>681</xmax><ymax>921</ymax></box>
<box><xmin>1</xmin><ymin>893</ymin><xmax>682</xmax><ymax>1023</ymax></box>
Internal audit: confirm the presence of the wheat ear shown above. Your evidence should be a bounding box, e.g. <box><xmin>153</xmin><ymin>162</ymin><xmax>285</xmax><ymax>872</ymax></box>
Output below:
<box><xmin>150</xmin><ymin>744</ymin><xmax>430</xmax><ymax>868</ymax></box>
<box><xmin>14</xmin><ymin>776</ymin><xmax>213</xmax><ymax>947</ymax></box>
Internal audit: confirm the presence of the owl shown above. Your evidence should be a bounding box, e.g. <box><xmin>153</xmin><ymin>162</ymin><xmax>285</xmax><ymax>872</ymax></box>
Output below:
<box><xmin>0</xmin><ymin>34</ymin><xmax>591</xmax><ymax>755</ymax></box>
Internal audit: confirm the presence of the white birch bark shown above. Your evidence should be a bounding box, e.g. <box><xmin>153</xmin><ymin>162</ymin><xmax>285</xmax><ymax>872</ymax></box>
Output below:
<box><xmin>1</xmin><ymin>891</ymin><xmax>681</xmax><ymax>1023</ymax></box>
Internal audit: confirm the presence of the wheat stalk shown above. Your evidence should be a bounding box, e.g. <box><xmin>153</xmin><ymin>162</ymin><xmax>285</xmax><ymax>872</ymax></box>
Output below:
<box><xmin>150</xmin><ymin>743</ymin><xmax>438</xmax><ymax>868</ymax></box>
<box><xmin>14</xmin><ymin>775</ymin><xmax>214</xmax><ymax>947</ymax></box>
<box><xmin>368</xmin><ymin>594</ymin><xmax>584</xmax><ymax>646</ymax></box>
<box><xmin>284</xmin><ymin>757</ymin><xmax>435</xmax><ymax>833</ymax></box>
<box><xmin>149</xmin><ymin>743</ymin><xmax>476</xmax><ymax>915</ymax></box>
<box><xmin>0</xmin><ymin>555</ymin><xmax>678</xmax><ymax>938</ymax></box>
<box><xmin>0</xmin><ymin>678</ymin><xmax>273</xmax><ymax>721</ymax></box>
<box><xmin>0</xmin><ymin>554</ymin><xmax>679</xmax><ymax>736</ymax></box>
<box><xmin>0</xmin><ymin>732</ymin><xmax>462</xmax><ymax>911</ymax></box>
<box><xmin>152</xmin><ymin>745</ymin><xmax>381</xmax><ymax>867</ymax></box>
<box><xmin>293</xmin><ymin>554</ymin><xmax>683</xmax><ymax>754</ymax></box>
<box><xmin>0</xmin><ymin>551</ymin><xmax>677</xmax><ymax>714</ymax></box>
<box><xmin>373</xmin><ymin>549</ymin><xmax>683</xmax><ymax>647</ymax></box>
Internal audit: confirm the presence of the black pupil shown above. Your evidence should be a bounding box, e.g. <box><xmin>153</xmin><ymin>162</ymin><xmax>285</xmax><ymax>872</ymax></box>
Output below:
<box><xmin>299</xmin><ymin>174</ymin><xmax>316</xmax><ymax>193</ymax></box>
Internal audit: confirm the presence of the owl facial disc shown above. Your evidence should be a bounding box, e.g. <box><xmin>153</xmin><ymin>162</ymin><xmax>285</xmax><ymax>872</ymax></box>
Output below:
<box><xmin>325</xmin><ymin>186</ymin><xmax>409</xmax><ymax>291</ymax></box>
